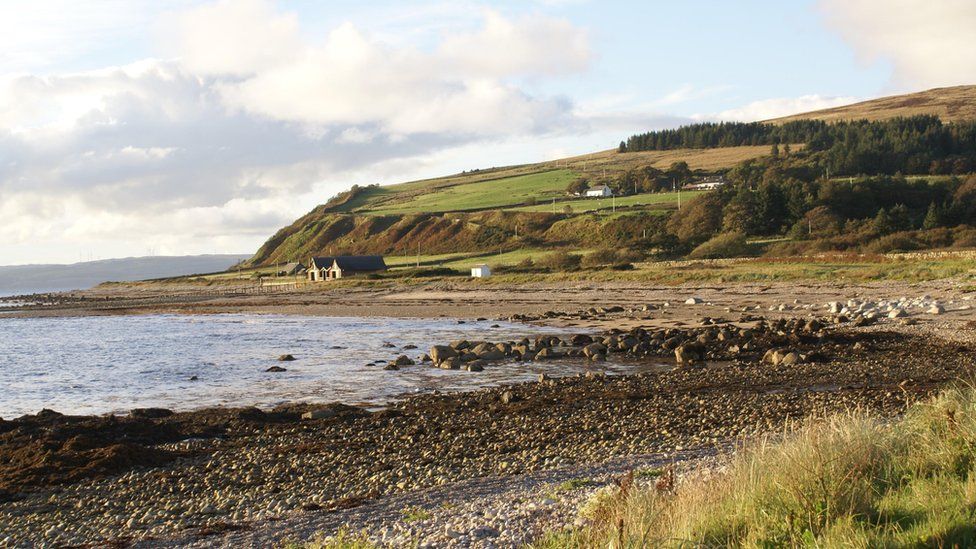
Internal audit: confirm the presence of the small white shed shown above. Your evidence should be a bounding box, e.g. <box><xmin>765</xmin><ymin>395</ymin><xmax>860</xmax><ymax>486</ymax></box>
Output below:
<box><xmin>585</xmin><ymin>185</ymin><xmax>612</xmax><ymax>198</ymax></box>
<box><xmin>471</xmin><ymin>264</ymin><xmax>491</xmax><ymax>278</ymax></box>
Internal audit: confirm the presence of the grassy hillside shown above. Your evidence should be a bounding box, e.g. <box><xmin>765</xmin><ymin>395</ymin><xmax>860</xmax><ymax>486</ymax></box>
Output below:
<box><xmin>250</xmin><ymin>85</ymin><xmax>976</xmax><ymax>269</ymax></box>
<box><xmin>331</xmin><ymin>145</ymin><xmax>774</xmax><ymax>216</ymax></box>
<box><xmin>248</xmin><ymin>145</ymin><xmax>769</xmax><ymax>266</ymax></box>
<box><xmin>768</xmin><ymin>85</ymin><xmax>976</xmax><ymax>124</ymax></box>
<box><xmin>363</xmin><ymin>170</ymin><xmax>577</xmax><ymax>215</ymax></box>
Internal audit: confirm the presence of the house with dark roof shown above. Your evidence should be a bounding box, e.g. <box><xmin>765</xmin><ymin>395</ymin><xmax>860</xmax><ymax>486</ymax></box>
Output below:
<box><xmin>307</xmin><ymin>255</ymin><xmax>387</xmax><ymax>281</ymax></box>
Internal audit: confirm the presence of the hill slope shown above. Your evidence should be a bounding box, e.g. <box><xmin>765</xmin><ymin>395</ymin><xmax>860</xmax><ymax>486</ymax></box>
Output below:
<box><xmin>247</xmin><ymin>145</ymin><xmax>771</xmax><ymax>265</ymax></box>
<box><xmin>768</xmin><ymin>85</ymin><xmax>976</xmax><ymax>124</ymax></box>
<box><xmin>251</xmin><ymin>85</ymin><xmax>976</xmax><ymax>268</ymax></box>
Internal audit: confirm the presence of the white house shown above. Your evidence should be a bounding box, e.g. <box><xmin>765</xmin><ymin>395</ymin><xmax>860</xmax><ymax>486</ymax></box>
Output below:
<box><xmin>586</xmin><ymin>185</ymin><xmax>613</xmax><ymax>198</ymax></box>
<box><xmin>471</xmin><ymin>264</ymin><xmax>491</xmax><ymax>278</ymax></box>
<box><xmin>682</xmin><ymin>176</ymin><xmax>729</xmax><ymax>191</ymax></box>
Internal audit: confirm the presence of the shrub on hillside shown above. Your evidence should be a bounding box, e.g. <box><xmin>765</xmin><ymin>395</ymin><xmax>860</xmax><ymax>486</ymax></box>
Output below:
<box><xmin>537</xmin><ymin>251</ymin><xmax>581</xmax><ymax>271</ymax></box>
<box><xmin>952</xmin><ymin>228</ymin><xmax>976</xmax><ymax>248</ymax></box>
<box><xmin>866</xmin><ymin>232</ymin><xmax>923</xmax><ymax>254</ymax></box>
<box><xmin>789</xmin><ymin>205</ymin><xmax>844</xmax><ymax>238</ymax></box>
<box><xmin>582</xmin><ymin>248</ymin><xmax>644</xmax><ymax>268</ymax></box>
<box><xmin>581</xmin><ymin>248</ymin><xmax>616</xmax><ymax>267</ymax></box>
<box><xmin>495</xmin><ymin>258</ymin><xmax>536</xmax><ymax>274</ymax></box>
<box><xmin>763</xmin><ymin>240</ymin><xmax>815</xmax><ymax>257</ymax></box>
<box><xmin>687</xmin><ymin>232</ymin><xmax>751</xmax><ymax>259</ymax></box>
<box><xmin>666</xmin><ymin>192</ymin><xmax>727</xmax><ymax>245</ymax></box>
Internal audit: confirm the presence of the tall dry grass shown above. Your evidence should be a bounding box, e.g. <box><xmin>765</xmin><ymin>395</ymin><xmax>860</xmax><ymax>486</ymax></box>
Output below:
<box><xmin>535</xmin><ymin>385</ymin><xmax>976</xmax><ymax>548</ymax></box>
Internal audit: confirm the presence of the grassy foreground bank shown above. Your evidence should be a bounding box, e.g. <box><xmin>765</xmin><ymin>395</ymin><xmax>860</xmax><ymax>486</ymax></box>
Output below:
<box><xmin>536</xmin><ymin>385</ymin><xmax>976</xmax><ymax>548</ymax></box>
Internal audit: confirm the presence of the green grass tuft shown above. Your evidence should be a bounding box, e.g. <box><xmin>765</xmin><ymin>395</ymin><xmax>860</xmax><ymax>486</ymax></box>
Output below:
<box><xmin>633</xmin><ymin>467</ymin><xmax>664</xmax><ymax>480</ymax></box>
<box><xmin>555</xmin><ymin>478</ymin><xmax>600</xmax><ymax>492</ymax></box>
<box><xmin>401</xmin><ymin>506</ymin><xmax>433</xmax><ymax>523</ymax></box>
<box><xmin>283</xmin><ymin>527</ymin><xmax>378</xmax><ymax>549</ymax></box>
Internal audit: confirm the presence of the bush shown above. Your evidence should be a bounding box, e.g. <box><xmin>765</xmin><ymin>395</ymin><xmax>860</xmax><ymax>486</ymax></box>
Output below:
<box><xmin>764</xmin><ymin>240</ymin><xmax>815</xmax><ymax>257</ymax></box>
<box><xmin>537</xmin><ymin>250</ymin><xmax>581</xmax><ymax>272</ymax></box>
<box><xmin>666</xmin><ymin>192</ymin><xmax>726</xmax><ymax>244</ymax></box>
<box><xmin>582</xmin><ymin>248</ymin><xmax>644</xmax><ymax>268</ymax></box>
<box><xmin>581</xmin><ymin>249</ymin><xmax>618</xmax><ymax>268</ymax></box>
<box><xmin>389</xmin><ymin>267</ymin><xmax>460</xmax><ymax>278</ymax></box>
<box><xmin>952</xmin><ymin>228</ymin><xmax>976</xmax><ymax>249</ymax></box>
<box><xmin>687</xmin><ymin>232</ymin><xmax>751</xmax><ymax>259</ymax></box>
<box><xmin>495</xmin><ymin>258</ymin><xmax>536</xmax><ymax>274</ymax></box>
<box><xmin>867</xmin><ymin>232</ymin><xmax>923</xmax><ymax>254</ymax></box>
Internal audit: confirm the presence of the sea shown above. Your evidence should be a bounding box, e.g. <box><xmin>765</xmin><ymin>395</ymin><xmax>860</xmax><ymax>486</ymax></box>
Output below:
<box><xmin>0</xmin><ymin>314</ymin><xmax>661</xmax><ymax>418</ymax></box>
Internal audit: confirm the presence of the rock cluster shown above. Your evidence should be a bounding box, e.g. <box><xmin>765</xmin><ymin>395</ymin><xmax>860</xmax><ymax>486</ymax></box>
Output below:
<box><xmin>818</xmin><ymin>296</ymin><xmax>959</xmax><ymax>325</ymax></box>
<box><xmin>425</xmin><ymin>316</ymin><xmax>830</xmax><ymax>372</ymax></box>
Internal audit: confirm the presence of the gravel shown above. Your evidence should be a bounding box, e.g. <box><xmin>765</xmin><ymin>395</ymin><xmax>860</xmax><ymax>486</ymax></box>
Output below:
<box><xmin>144</xmin><ymin>449</ymin><xmax>725</xmax><ymax>548</ymax></box>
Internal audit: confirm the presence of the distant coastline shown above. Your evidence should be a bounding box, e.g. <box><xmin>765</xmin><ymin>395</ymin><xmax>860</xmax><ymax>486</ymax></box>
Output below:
<box><xmin>0</xmin><ymin>254</ymin><xmax>250</xmax><ymax>297</ymax></box>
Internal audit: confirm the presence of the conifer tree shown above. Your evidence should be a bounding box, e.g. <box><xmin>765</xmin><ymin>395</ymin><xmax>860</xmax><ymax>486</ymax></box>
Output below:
<box><xmin>921</xmin><ymin>202</ymin><xmax>942</xmax><ymax>230</ymax></box>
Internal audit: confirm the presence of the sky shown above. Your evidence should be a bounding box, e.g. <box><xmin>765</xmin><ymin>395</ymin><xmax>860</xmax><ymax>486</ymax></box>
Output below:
<box><xmin>1</xmin><ymin>0</ymin><xmax>974</xmax><ymax>265</ymax></box>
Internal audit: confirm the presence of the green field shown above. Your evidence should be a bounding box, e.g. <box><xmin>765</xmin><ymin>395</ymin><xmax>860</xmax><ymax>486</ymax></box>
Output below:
<box><xmin>384</xmin><ymin>252</ymin><xmax>478</xmax><ymax>268</ymax></box>
<box><xmin>386</xmin><ymin>248</ymin><xmax>589</xmax><ymax>271</ymax></box>
<box><xmin>361</xmin><ymin>169</ymin><xmax>578</xmax><ymax>215</ymax></box>
<box><xmin>506</xmin><ymin>190</ymin><xmax>705</xmax><ymax>213</ymax></box>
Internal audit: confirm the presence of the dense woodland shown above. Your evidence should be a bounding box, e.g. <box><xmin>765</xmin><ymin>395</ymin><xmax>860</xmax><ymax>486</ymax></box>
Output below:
<box><xmin>622</xmin><ymin>116</ymin><xmax>976</xmax><ymax>177</ymax></box>
<box><xmin>655</xmin><ymin>155</ymin><xmax>976</xmax><ymax>259</ymax></box>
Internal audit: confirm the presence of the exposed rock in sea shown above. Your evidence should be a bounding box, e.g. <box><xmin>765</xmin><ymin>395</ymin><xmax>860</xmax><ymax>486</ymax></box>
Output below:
<box><xmin>278</xmin><ymin>354</ymin><xmax>296</xmax><ymax>362</ymax></box>
<box><xmin>302</xmin><ymin>408</ymin><xmax>337</xmax><ymax>420</ymax></box>
<box><xmin>674</xmin><ymin>343</ymin><xmax>705</xmax><ymax>365</ymax></box>
<box><xmin>129</xmin><ymin>408</ymin><xmax>174</xmax><ymax>419</ymax></box>
<box><xmin>430</xmin><ymin>345</ymin><xmax>458</xmax><ymax>365</ymax></box>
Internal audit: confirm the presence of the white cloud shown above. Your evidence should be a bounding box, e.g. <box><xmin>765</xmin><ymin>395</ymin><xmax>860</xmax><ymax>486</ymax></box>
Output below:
<box><xmin>161</xmin><ymin>0</ymin><xmax>302</xmax><ymax>76</ymax></box>
<box><xmin>0</xmin><ymin>2</ymin><xmax>594</xmax><ymax>264</ymax></box>
<box><xmin>819</xmin><ymin>0</ymin><xmax>976</xmax><ymax>89</ymax></box>
<box><xmin>199</xmin><ymin>13</ymin><xmax>585</xmax><ymax>135</ymax></box>
<box><xmin>438</xmin><ymin>10</ymin><xmax>590</xmax><ymax>77</ymax></box>
<box><xmin>702</xmin><ymin>94</ymin><xmax>858</xmax><ymax>122</ymax></box>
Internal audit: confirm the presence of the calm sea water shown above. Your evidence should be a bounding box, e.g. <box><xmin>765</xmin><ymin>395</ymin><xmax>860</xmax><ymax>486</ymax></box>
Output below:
<box><xmin>0</xmin><ymin>315</ymin><xmax>657</xmax><ymax>418</ymax></box>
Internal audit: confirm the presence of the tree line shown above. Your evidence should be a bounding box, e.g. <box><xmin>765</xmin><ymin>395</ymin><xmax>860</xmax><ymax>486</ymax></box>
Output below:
<box><xmin>621</xmin><ymin>116</ymin><xmax>976</xmax><ymax>177</ymax></box>
<box><xmin>662</xmin><ymin>152</ymin><xmax>976</xmax><ymax>257</ymax></box>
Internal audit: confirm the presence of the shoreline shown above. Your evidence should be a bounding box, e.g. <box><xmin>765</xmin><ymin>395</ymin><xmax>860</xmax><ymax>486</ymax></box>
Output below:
<box><xmin>3</xmin><ymin>307</ymin><xmax>975</xmax><ymax>546</ymax></box>
<box><xmin>2</xmin><ymin>279</ymin><xmax>975</xmax><ymax>546</ymax></box>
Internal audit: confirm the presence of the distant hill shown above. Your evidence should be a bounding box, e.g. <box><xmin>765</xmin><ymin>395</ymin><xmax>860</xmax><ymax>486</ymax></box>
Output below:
<box><xmin>251</xmin><ymin>85</ymin><xmax>976</xmax><ymax>268</ymax></box>
<box><xmin>248</xmin><ymin>145</ymin><xmax>776</xmax><ymax>265</ymax></box>
<box><xmin>767</xmin><ymin>85</ymin><xmax>976</xmax><ymax>124</ymax></box>
<box><xmin>0</xmin><ymin>254</ymin><xmax>251</xmax><ymax>296</ymax></box>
